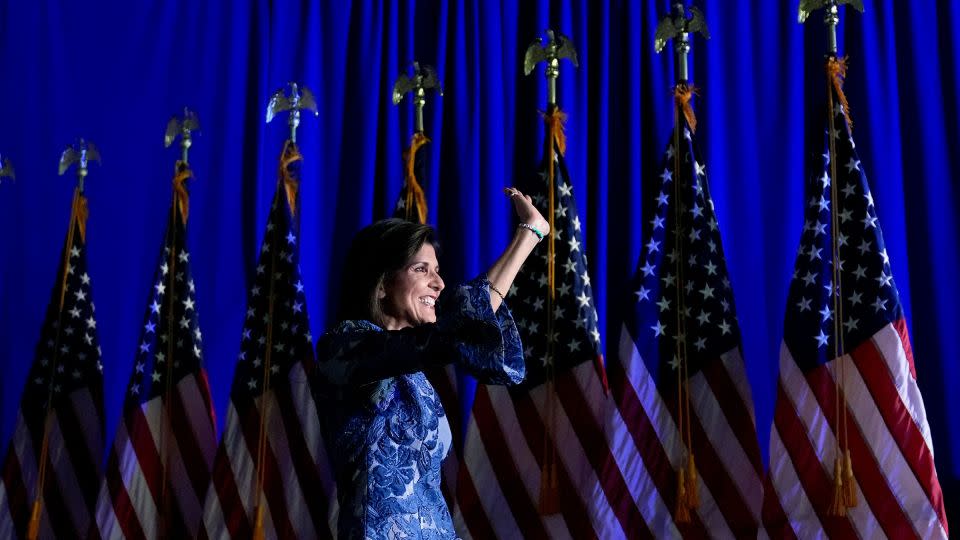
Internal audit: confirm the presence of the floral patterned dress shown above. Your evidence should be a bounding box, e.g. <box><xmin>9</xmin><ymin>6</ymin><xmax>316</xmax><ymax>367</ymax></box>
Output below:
<box><xmin>315</xmin><ymin>279</ymin><xmax>525</xmax><ymax>540</ymax></box>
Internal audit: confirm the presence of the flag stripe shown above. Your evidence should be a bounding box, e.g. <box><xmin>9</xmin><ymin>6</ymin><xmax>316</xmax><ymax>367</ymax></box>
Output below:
<box><xmin>458</xmin><ymin>412</ymin><xmax>524</xmax><ymax>539</ymax></box>
<box><xmin>801</xmin><ymin>356</ymin><xmax>917</xmax><ymax>538</ymax></box>
<box><xmin>842</xmin><ymin>341</ymin><xmax>947</xmax><ymax>537</ymax></box>
<box><xmin>452</xmin><ymin>440</ymin><xmax>497</xmax><ymax>540</ymax></box>
<box><xmin>276</xmin><ymin>366</ymin><xmax>332</xmax><ymax>538</ymax></box>
<box><xmin>470</xmin><ymin>386</ymin><xmax>549</xmax><ymax>539</ymax></box>
<box><xmin>611</xmin><ymin>330</ymin><xmax>709</xmax><ymax>537</ymax></box>
<box><xmin>206</xmin><ymin>425</ymin><xmax>252</xmax><ymax>538</ymax></box>
<box><xmin>268</xmin><ymin>387</ymin><xmax>319</xmax><ymax>539</ymax></box>
<box><xmin>866</xmin><ymin>323</ymin><xmax>943</xmax><ymax>517</ymax></box>
<box><xmin>101</xmin><ymin>442</ymin><xmax>147</xmax><ymax>540</ymax></box>
<box><xmin>48</xmin><ymin>413</ymin><xmax>93</xmax><ymax>534</ymax></box>
<box><xmin>239</xmin><ymin>393</ymin><xmax>296</xmax><ymax>538</ymax></box>
<box><xmin>174</xmin><ymin>375</ymin><xmax>217</xmax><ymax>495</ymax></box>
<box><xmin>554</xmin><ymin>366</ymin><xmax>648</xmax><ymax>538</ymax></box>
<box><xmin>706</xmin><ymin>353</ymin><xmax>763</xmax><ymax>475</ymax></box>
<box><xmin>765</xmin><ymin>425</ymin><xmax>819</xmax><ymax>540</ymax></box>
<box><xmin>772</xmin><ymin>379</ymin><xmax>857</xmax><ymax>538</ymax></box>
<box><xmin>510</xmin><ymin>388</ymin><xmax>604</xmax><ymax>540</ymax></box>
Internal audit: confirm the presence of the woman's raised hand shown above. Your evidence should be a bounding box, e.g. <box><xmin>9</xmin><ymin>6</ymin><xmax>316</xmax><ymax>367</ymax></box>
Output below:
<box><xmin>504</xmin><ymin>187</ymin><xmax>549</xmax><ymax>237</ymax></box>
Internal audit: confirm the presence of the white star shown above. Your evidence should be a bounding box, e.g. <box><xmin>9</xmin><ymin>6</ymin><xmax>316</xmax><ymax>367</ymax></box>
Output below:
<box><xmin>70</xmin><ymin>246</ymin><xmax>80</xmax><ymax>258</ymax></box>
<box><xmin>635</xmin><ymin>286</ymin><xmax>650</xmax><ymax>302</ymax></box>
<box><xmin>872</xmin><ymin>296</ymin><xmax>888</xmax><ymax>313</ymax></box>
<box><xmin>688</xmin><ymin>228</ymin><xmax>701</xmax><ymax>242</ymax></box>
<box><xmin>564</xmin><ymin>259</ymin><xmax>578</xmax><ymax>274</ymax></box>
<box><xmin>704</xmin><ymin>261</ymin><xmax>718</xmax><ymax>276</ymax></box>
<box><xmin>572</xmin><ymin>215</ymin><xmax>581</xmax><ymax>231</ymax></box>
<box><xmin>559</xmin><ymin>182</ymin><xmax>573</xmax><ymax>197</ymax></box>
<box><xmin>656</xmin><ymin>297</ymin><xmax>671</xmax><ymax>312</ymax></box>
<box><xmin>651</xmin><ymin>321</ymin><xmax>666</xmax><ymax>337</ymax></box>
<box><xmin>581</xmin><ymin>270</ymin><xmax>591</xmax><ymax>287</ymax></box>
<box><xmin>651</xmin><ymin>215</ymin><xmax>665</xmax><ymax>230</ymax></box>
<box><xmin>838</xmin><ymin>209</ymin><xmax>853</xmax><ymax>223</ymax></box>
<box><xmin>161</xmin><ymin>262</ymin><xmax>169</xmax><ymax>275</ymax></box>
<box><xmin>640</xmin><ymin>262</ymin><xmax>656</xmax><ymax>277</ymax></box>
<box><xmin>849</xmin><ymin>290</ymin><xmax>863</xmax><ymax>305</ymax></box>
<box><xmin>183</xmin><ymin>297</ymin><xmax>195</xmax><ymax>311</ymax></box>
<box><xmin>257</xmin><ymin>264</ymin><xmax>265</xmax><ymax>274</ymax></box>
<box><xmin>286</xmin><ymin>231</ymin><xmax>297</xmax><ymax>245</ymax></box>
<box><xmin>194</xmin><ymin>328</ymin><xmax>203</xmax><ymax>341</ymax></box>
<box><xmin>814</xmin><ymin>330</ymin><xmax>829</xmax><ymax>348</ymax></box>
<box><xmin>691</xmin><ymin>202</ymin><xmax>703</xmax><ymax>218</ymax></box>
<box><xmin>178</xmin><ymin>250</ymin><xmax>190</xmax><ymax>263</ymax></box>
<box><xmin>662</xmin><ymin>273</ymin><xmax>676</xmax><ymax>288</ymax></box>
<box><xmin>694</xmin><ymin>337</ymin><xmax>707</xmax><ymax>351</ymax></box>
<box><xmin>657</xmin><ymin>192</ymin><xmax>669</xmax><ymax>207</ymax></box>
<box><xmin>666</xmin><ymin>145</ymin><xmax>675</xmax><ymax>159</ymax></box>
<box><xmin>69</xmin><ymin>307</ymin><xmax>81</xmax><ymax>318</ymax></box>
<box><xmin>247</xmin><ymin>379</ymin><xmax>257</xmax><ymax>390</ymax></box>
<box><xmin>864</xmin><ymin>190</ymin><xmax>875</xmax><ymax>207</ymax></box>
<box><xmin>718</xmin><ymin>320</ymin><xmax>732</xmax><ymax>335</ymax></box>
<box><xmin>841</xmin><ymin>183</ymin><xmax>857</xmax><ymax>197</ymax></box>
<box><xmin>194</xmin><ymin>345</ymin><xmax>202</xmax><ymax>357</ymax></box>
<box><xmin>843</xmin><ymin>317</ymin><xmax>859</xmax><ymax>332</ymax></box>
<box><xmin>696</xmin><ymin>310</ymin><xmax>710</xmax><ymax>326</ymax></box>
<box><xmin>817</xmin><ymin>196</ymin><xmax>830</xmax><ymax>212</ymax></box>
<box><xmin>852</xmin><ymin>265</ymin><xmax>868</xmax><ymax>280</ymax></box>
<box><xmin>695</xmin><ymin>161</ymin><xmax>706</xmax><ymax>177</ymax></box>
<box><xmin>646</xmin><ymin>238</ymin><xmax>660</xmax><ymax>253</ymax></box>
<box><xmin>567</xmin><ymin>237</ymin><xmax>580</xmax><ymax>252</ymax></box>
<box><xmin>131</xmin><ymin>384</ymin><xmax>140</xmax><ymax>395</ymax></box>
<box><xmin>880</xmin><ymin>249</ymin><xmax>890</xmax><ymax>266</ymax></box>
<box><xmin>812</xmin><ymin>221</ymin><xmax>827</xmax><ymax>237</ymax></box>
<box><xmin>576</xmin><ymin>292</ymin><xmax>591</xmax><ymax>308</ymax></box>
<box><xmin>152</xmin><ymin>371</ymin><xmax>162</xmax><ymax>383</ymax></box>
<box><xmin>845</xmin><ymin>158</ymin><xmax>861</xmax><ymax>174</ymax></box>
<box><xmin>660</xmin><ymin>169</ymin><xmax>673</xmax><ymax>183</ymax></box>
<box><xmin>857</xmin><ymin>239</ymin><xmax>871</xmax><ymax>255</ymax></box>
<box><xmin>293</xmin><ymin>301</ymin><xmax>303</xmax><ymax>313</ymax></box>
<box><xmin>797</xmin><ymin>297</ymin><xmax>812</xmax><ymax>312</ymax></box>
<box><xmin>699</xmin><ymin>284</ymin><xmax>714</xmax><ymax>299</ymax></box>
<box><xmin>135</xmin><ymin>361</ymin><xmax>145</xmax><ymax>373</ymax></box>
<box><xmin>801</xmin><ymin>271</ymin><xmax>817</xmax><ymax>286</ymax></box>
<box><xmin>876</xmin><ymin>272</ymin><xmax>893</xmax><ymax>288</ymax></box>
<box><xmin>862</xmin><ymin>213</ymin><xmax>878</xmax><ymax>229</ymax></box>
<box><xmin>807</xmin><ymin>245</ymin><xmax>822</xmax><ymax>261</ymax></box>
<box><xmin>252</xmin><ymin>286</ymin><xmax>261</xmax><ymax>297</ymax></box>
<box><xmin>568</xmin><ymin>339</ymin><xmax>581</xmax><ymax>352</ymax></box>
<box><xmin>532</xmin><ymin>298</ymin><xmax>545</xmax><ymax>311</ymax></box>
<box><xmin>81</xmin><ymin>273</ymin><xmax>91</xmax><ymax>285</ymax></box>
<box><xmin>140</xmin><ymin>341</ymin><xmax>150</xmax><ymax>353</ymax></box>
<box><xmin>74</xmin><ymin>289</ymin><xmax>87</xmax><ymax>302</ymax></box>
<box><xmin>557</xmin><ymin>283</ymin><xmax>571</xmax><ymax>296</ymax></box>
<box><xmin>591</xmin><ymin>328</ymin><xmax>601</xmax><ymax>343</ymax></box>
<box><xmin>819</xmin><ymin>305</ymin><xmax>833</xmax><ymax>322</ymax></box>
<box><xmin>820</xmin><ymin>171</ymin><xmax>830</xmax><ymax>189</ymax></box>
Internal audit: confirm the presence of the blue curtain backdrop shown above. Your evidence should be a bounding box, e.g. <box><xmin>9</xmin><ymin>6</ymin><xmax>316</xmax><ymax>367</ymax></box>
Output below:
<box><xmin>0</xmin><ymin>0</ymin><xmax>956</xmax><ymax>524</ymax></box>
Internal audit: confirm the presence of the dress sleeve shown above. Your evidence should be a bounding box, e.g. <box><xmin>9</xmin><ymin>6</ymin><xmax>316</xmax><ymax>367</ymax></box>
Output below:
<box><xmin>434</xmin><ymin>276</ymin><xmax>525</xmax><ymax>386</ymax></box>
<box><xmin>315</xmin><ymin>277</ymin><xmax>525</xmax><ymax>390</ymax></box>
<box><xmin>315</xmin><ymin>319</ymin><xmax>453</xmax><ymax>388</ymax></box>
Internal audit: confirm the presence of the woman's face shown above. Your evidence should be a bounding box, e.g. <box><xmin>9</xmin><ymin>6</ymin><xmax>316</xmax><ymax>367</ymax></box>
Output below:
<box><xmin>379</xmin><ymin>243</ymin><xmax>444</xmax><ymax>330</ymax></box>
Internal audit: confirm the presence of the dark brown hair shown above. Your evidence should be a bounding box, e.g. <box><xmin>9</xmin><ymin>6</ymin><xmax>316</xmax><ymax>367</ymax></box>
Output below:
<box><xmin>336</xmin><ymin>218</ymin><xmax>438</xmax><ymax>325</ymax></box>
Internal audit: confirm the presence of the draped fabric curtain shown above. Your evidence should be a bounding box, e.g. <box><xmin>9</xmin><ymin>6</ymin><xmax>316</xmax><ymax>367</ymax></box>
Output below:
<box><xmin>1</xmin><ymin>0</ymin><xmax>956</xmax><ymax>524</ymax></box>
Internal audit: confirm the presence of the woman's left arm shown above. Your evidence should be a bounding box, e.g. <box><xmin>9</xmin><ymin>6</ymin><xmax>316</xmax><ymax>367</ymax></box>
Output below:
<box><xmin>485</xmin><ymin>188</ymin><xmax>550</xmax><ymax>312</ymax></box>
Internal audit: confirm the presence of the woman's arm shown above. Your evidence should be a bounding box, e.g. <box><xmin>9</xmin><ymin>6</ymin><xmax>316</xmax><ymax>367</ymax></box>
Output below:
<box><xmin>485</xmin><ymin>188</ymin><xmax>550</xmax><ymax>312</ymax></box>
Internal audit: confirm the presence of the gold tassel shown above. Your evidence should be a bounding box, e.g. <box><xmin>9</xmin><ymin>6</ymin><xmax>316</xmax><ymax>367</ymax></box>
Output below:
<box><xmin>685</xmin><ymin>453</ymin><xmax>700</xmax><ymax>509</ymax></box>
<box><xmin>674</xmin><ymin>84</ymin><xmax>699</xmax><ymax>134</ymax></box>
<box><xmin>843</xmin><ymin>449</ymin><xmax>857</xmax><ymax>508</ymax></box>
<box><xmin>674</xmin><ymin>468</ymin><xmax>690</xmax><ymax>523</ymax></box>
<box><xmin>402</xmin><ymin>132</ymin><xmax>430</xmax><ymax>224</ymax></box>
<box><xmin>826</xmin><ymin>57</ymin><xmax>854</xmax><ymax>130</ymax></box>
<box><xmin>279</xmin><ymin>140</ymin><xmax>303</xmax><ymax>217</ymax></box>
<box><xmin>828</xmin><ymin>456</ymin><xmax>847</xmax><ymax>517</ymax></box>
<box><xmin>26</xmin><ymin>499</ymin><xmax>41</xmax><ymax>540</ymax></box>
<box><xmin>172</xmin><ymin>161</ymin><xmax>193</xmax><ymax>225</ymax></box>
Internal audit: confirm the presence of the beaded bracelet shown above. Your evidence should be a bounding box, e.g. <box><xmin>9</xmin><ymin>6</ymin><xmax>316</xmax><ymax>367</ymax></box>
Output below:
<box><xmin>518</xmin><ymin>223</ymin><xmax>545</xmax><ymax>242</ymax></box>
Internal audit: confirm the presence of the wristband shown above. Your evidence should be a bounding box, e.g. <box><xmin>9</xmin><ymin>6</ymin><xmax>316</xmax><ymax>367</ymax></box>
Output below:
<box><xmin>518</xmin><ymin>223</ymin><xmax>545</xmax><ymax>242</ymax></box>
<box><xmin>489</xmin><ymin>283</ymin><xmax>507</xmax><ymax>301</ymax></box>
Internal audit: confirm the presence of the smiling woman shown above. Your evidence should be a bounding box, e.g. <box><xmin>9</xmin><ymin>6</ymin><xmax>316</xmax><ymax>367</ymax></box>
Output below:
<box><xmin>314</xmin><ymin>188</ymin><xmax>548</xmax><ymax>539</ymax></box>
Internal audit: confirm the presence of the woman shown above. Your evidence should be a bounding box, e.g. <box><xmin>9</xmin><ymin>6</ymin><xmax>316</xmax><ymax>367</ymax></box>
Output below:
<box><xmin>314</xmin><ymin>188</ymin><xmax>548</xmax><ymax>539</ymax></box>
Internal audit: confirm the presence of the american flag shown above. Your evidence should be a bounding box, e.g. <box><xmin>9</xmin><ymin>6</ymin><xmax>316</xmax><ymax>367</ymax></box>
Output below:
<box><xmin>0</xmin><ymin>190</ymin><xmax>105</xmax><ymax>538</ymax></box>
<box><xmin>760</xmin><ymin>81</ymin><xmax>949</xmax><ymax>537</ymax></box>
<box><xmin>454</xmin><ymin>109</ymin><xmax>628</xmax><ymax>538</ymax></box>
<box><xmin>392</xmin><ymin>132</ymin><xmax>464</xmax><ymax>510</ymax></box>
<box><xmin>95</xmin><ymin>164</ymin><xmax>218</xmax><ymax>539</ymax></box>
<box><xmin>610</xmin><ymin>111</ymin><xmax>764</xmax><ymax>537</ymax></box>
<box><xmin>201</xmin><ymin>142</ymin><xmax>335</xmax><ymax>539</ymax></box>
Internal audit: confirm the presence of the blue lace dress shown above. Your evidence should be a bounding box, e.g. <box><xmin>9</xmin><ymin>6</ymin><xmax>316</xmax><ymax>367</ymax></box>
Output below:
<box><xmin>315</xmin><ymin>278</ymin><xmax>525</xmax><ymax>540</ymax></box>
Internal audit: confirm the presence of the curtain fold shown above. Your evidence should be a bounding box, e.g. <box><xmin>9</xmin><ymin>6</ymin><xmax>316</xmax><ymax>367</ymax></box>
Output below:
<box><xmin>0</xmin><ymin>0</ymin><xmax>956</xmax><ymax>524</ymax></box>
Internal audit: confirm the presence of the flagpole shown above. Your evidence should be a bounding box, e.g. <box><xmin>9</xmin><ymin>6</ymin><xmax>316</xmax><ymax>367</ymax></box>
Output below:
<box><xmin>522</xmin><ymin>28</ymin><xmax>578</xmax><ymax>514</ymax></box>
<box><xmin>799</xmin><ymin>0</ymin><xmax>864</xmax><ymax>516</ymax></box>
<box><xmin>27</xmin><ymin>140</ymin><xmax>99</xmax><ymax>540</ymax></box>
<box><xmin>252</xmin><ymin>84</ymin><xmax>316</xmax><ymax>540</ymax></box>
<box><xmin>654</xmin><ymin>0</ymin><xmax>710</xmax><ymax>522</ymax></box>
<box><xmin>157</xmin><ymin>109</ymin><xmax>198</xmax><ymax>537</ymax></box>
<box><xmin>393</xmin><ymin>62</ymin><xmax>442</xmax><ymax>223</ymax></box>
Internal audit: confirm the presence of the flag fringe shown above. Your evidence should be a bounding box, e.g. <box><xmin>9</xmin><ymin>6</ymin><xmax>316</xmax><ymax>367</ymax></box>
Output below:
<box><xmin>403</xmin><ymin>132</ymin><xmax>430</xmax><ymax>224</ymax></box>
